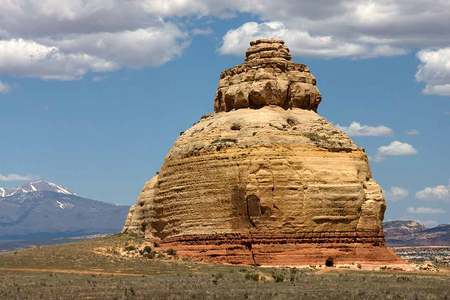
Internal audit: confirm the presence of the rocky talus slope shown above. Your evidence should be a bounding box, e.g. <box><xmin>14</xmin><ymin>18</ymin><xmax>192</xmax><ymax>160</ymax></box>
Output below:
<box><xmin>124</xmin><ymin>39</ymin><xmax>402</xmax><ymax>266</ymax></box>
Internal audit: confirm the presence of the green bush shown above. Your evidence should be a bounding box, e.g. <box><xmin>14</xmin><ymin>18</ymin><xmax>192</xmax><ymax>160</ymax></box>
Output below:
<box><xmin>289</xmin><ymin>268</ymin><xmax>298</xmax><ymax>282</ymax></box>
<box><xmin>244</xmin><ymin>271</ymin><xmax>259</xmax><ymax>281</ymax></box>
<box><xmin>272</xmin><ymin>271</ymin><xmax>285</xmax><ymax>283</ymax></box>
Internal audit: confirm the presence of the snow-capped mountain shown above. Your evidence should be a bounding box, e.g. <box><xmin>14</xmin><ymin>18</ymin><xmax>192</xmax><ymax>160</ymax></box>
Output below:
<box><xmin>0</xmin><ymin>181</ymin><xmax>129</xmax><ymax>250</ymax></box>
<box><xmin>0</xmin><ymin>180</ymin><xmax>74</xmax><ymax>198</ymax></box>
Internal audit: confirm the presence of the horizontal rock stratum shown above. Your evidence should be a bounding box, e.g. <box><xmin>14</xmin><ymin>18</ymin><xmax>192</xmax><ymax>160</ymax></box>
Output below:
<box><xmin>123</xmin><ymin>39</ymin><xmax>403</xmax><ymax>266</ymax></box>
<box><xmin>214</xmin><ymin>39</ymin><xmax>321</xmax><ymax>112</ymax></box>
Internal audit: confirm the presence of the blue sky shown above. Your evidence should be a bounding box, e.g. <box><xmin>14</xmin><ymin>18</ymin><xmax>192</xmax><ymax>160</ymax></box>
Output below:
<box><xmin>0</xmin><ymin>1</ymin><xmax>449</xmax><ymax>226</ymax></box>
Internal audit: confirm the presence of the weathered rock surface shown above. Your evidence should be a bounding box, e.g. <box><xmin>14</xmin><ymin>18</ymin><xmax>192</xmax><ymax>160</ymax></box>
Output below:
<box><xmin>124</xmin><ymin>39</ymin><xmax>402</xmax><ymax>266</ymax></box>
<box><xmin>214</xmin><ymin>39</ymin><xmax>321</xmax><ymax>112</ymax></box>
<box><xmin>123</xmin><ymin>175</ymin><xmax>159</xmax><ymax>241</ymax></box>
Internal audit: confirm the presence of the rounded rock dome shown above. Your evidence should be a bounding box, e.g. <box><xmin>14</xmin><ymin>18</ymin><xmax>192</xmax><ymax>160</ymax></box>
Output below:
<box><xmin>123</xmin><ymin>40</ymin><xmax>403</xmax><ymax>266</ymax></box>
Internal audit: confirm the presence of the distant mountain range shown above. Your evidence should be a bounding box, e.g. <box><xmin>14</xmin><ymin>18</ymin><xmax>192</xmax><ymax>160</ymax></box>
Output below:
<box><xmin>384</xmin><ymin>220</ymin><xmax>450</xmax><ymax>246</ymax></box>
<box><xmin>0</xmin><ymin>180</ymin><xmax>74</xmax><ymax>198</ymax></box>
<box><xmin>0</xmin><ymin>181</ymin><xmax>129</xmax><ymax>250</ymax></box>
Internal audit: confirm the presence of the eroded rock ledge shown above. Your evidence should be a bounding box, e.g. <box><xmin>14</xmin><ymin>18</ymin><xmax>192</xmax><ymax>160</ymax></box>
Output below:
<box><xmin>214</xmin><ymin>39</ymin><xmax>321</xmax><ymax>112</ymax></box>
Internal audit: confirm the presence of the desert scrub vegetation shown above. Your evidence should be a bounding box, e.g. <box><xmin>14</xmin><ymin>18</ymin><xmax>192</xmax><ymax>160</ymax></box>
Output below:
<box><xmin>0</xmin><ymin>234</ymin><xmax>448</xmax><ymax>299</ymax></box>
<box><xmin>166</xmin><ymin>248</ymin><xmax>177</xmax><ymax>256</ymax></box>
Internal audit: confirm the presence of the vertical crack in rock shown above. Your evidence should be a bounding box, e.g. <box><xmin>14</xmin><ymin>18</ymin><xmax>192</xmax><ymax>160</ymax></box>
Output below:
<box><xmin>246</xmin><ymin>194</ymin><xmax>261</xmax><ymax>227</ymax></box>
<box><xmin>244</xmin><ymin>195</ymin><xmax>259</xmax><ymax>266</ymax></box>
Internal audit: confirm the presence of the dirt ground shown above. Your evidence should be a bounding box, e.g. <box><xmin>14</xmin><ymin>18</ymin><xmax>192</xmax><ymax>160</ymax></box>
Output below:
<box><xmin>0</xmin><ymin>234</ymin><xmax>448</xmax><ymax>299</ymax></box>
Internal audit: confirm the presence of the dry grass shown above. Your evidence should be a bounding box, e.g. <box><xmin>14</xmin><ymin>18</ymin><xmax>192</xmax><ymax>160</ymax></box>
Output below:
<box><xmin>0</xmin><ymin>234</ymin><xmax>448</xmax><ymax>299</ymax></box>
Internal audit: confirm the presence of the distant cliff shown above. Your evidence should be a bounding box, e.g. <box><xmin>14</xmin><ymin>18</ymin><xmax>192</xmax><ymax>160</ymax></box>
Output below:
<box><xmin>384</xmin><ymin>220</ymin><xmax>450</xmax><ymax>246</ymax></box>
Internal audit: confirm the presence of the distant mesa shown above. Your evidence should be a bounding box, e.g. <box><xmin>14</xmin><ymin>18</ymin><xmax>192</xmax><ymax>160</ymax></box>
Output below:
<box><xmin>384</xmin><ymin>220</ymin><xmax>450</xmax><ymax>246</ymax></box>
<box><xmin>123</xmin><ymin>39</ymin><xmax>403</xmax><ymax>266</ymax></box>
<box><xmin>384</xmin><ymin>220</ymin><xmax>426</xmax><ymax>237</ymax></box>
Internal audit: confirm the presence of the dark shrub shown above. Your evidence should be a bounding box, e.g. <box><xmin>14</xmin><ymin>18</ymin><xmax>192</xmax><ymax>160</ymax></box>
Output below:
<box><xmin>166</xmin><ymin>248</ymin><xmax>177</xmax><ymax>256</ymax></box>
<box><xmin>244</xmin><ymin>271</ymin><xmax>259</xmax><ymax>281</ymax></box>
<box><xmin>272</xmin><ymin>271</ymin><xmax>285</xmax><ymax>283</ymax></box>
<box><xmin>140</xmin><ymin>246</ymin><xmax>155</xmax><ymax>258</ymax></box>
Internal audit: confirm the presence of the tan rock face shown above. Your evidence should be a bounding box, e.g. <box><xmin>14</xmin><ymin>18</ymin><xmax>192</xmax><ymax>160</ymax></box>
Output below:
<box><xmin>214</xmin><ymin>39</ymin><xmax>321</xmax><ymax>112</ymax></box>
<box><xmin>123</xmin><ymin>39</ymin><xmax>402</xmax><ymax>266</ymax></box>
<box><xmin>122</xmin><ymin>176</ymin><xmax>159</xmax><ymax>240</ymax></box>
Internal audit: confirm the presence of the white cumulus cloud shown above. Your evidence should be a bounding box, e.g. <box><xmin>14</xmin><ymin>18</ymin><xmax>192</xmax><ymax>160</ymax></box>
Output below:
<box><xmin>0</xmin><ymin>39</ymin><xmax>117</xmax><ymax>80</ymax></box>
<box><xmin>213</xmin><ymin>1</ymin><xmax>450</xmax><ymax>91</ymax></box>
<box><xmin>407</xmin><ymin>207</ymin><xmax>446</xmax><ymax>214</ymax></box>
<box><xmin>49</xmin><ymin>25</ymin><xmax>188</xmax><ymax>69</ymax></box>
<box><xmin>375</xmin><ymin>141</ymin><xmax>417</xmax><ymax>162</ymax></box>
<box><xmin>416</xmin><ymin>47</ymin><xmax>450</xmax><ymax>96</ymax></box>
<box><xmin>219</xmin><ymin>21</ymin><xmax>400</xmax><ymax>59</ymax></box>
<box><xmin>389</xmin><ymin>186</ymin><xmax>409</xmax><ymax>201</ymax></box>
<box><xmin>416</xmin><ymin>182</ymin><xmax>450</xmax><ymax>201</ymax></box>
<box><xmin>0</xmin><ymin>1</ymin><xmax>189</xmax><ymax>80</ymax></box>
<box><xmin>2</xmin><ymin>1</ymin><xmax>450</xmax><ymax>79</ymax></box>
<box><xmin>336</xmin><ymin>121</ymin><xmax>393</xmax><ymax>137</ymax></box>
<box><xmin>218</xmin><ymin>1</ymin><xmax>450</xmax><ymax>59</ymax></box>
<box><xmin>0</xmin><ymin>173</ymin><xmax>34</xmax><ymax>182</ymax></box>
<box><xmin>0</xmin><ymin>81</ymin><xmax>11</xmax><ymax>94</ymax></box>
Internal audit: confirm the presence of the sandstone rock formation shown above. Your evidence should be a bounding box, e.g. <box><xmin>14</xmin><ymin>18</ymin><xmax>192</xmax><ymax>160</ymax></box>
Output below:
<box><xmin>123</xmin><ymin>39</ymin><xmax>403</xmax><ymax>266</ymax></box>
<box><xmin>214</xmin><ymin>39</ymin><xmax>321</xmax><ymax>112</ymax></box>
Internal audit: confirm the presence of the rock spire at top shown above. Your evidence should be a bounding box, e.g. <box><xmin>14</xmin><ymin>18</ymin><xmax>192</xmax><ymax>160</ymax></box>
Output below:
<box><xmin>245</xmin><ymin>39</ymin><xmax>292</xmax><ymax>62</ymax></box>
<box><xmin>214</xmin><ymin>38</ymin><xmax>321</xmax><ymax>113</ymax></box>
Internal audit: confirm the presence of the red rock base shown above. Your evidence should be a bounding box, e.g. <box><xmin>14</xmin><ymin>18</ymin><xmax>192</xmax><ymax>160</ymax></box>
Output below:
<box><xmin>159</xmin><ymin>233</ymin><xmax>405</xmax><ymax>266</ymax></box>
